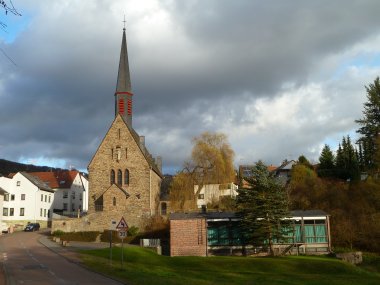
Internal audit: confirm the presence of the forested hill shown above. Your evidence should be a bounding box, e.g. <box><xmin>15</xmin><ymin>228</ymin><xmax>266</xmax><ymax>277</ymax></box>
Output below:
<box><xmin>0</xmin><ymin>158</ymin><xmax>65</xmax><ymax>177</ymax></box>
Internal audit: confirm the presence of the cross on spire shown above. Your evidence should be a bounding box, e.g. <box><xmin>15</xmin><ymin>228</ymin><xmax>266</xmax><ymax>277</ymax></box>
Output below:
<box><xmin>123</xmin><ymin>15</ymin><xmax>126</xmax><ymax>30</ymax></box>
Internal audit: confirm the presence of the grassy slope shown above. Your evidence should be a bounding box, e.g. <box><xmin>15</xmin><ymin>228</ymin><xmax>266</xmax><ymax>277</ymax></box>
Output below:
<box><xmin>80</xmin><ymin>247</ymin><xmax>380</xmax><ymax>285</ymax></box>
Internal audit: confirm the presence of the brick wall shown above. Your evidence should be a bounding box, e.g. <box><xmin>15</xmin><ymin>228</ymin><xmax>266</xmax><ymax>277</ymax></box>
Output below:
<box><xmin>170</xmin><ymin>218</ymin><xmax>207</xmax><ymax>257</ymax></box>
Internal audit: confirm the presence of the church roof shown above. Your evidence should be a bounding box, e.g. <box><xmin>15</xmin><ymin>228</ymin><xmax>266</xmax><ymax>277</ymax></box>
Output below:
<box><xmin>116</xmin><ymin>28</ymin><xmax>132</xmax><ymax>93</ymax></box>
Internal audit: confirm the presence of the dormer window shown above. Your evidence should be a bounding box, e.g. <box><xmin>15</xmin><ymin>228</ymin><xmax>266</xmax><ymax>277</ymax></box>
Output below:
<box><xmin>16</xmin><ymin>181</ymin><xmax>21</xmax><ymax>186</ymax></box>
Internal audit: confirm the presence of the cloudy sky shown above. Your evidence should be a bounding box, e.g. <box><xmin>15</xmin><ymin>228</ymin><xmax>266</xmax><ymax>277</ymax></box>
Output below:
<box><xmin>1</xmin><ymin>0</ymin><xmax>380</xmax><ymax>174</ymax></box>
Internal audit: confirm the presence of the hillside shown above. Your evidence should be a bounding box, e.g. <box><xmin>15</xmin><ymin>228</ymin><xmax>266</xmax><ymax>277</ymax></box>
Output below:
<box><xmin>0</xmin><ymin>158</ymin><xmax>65</xmax><ymax>177</ymax></box>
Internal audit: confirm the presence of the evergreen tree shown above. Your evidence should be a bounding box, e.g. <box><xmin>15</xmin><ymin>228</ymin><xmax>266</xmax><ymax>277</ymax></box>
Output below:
<box><xmin>319</xmin><ymin>144</ymin><xmax>335</xmax><ymax>169</ymax></box>
<box><xmin>355</xmin><ymin>77</ymin><xmax>380</xmax><ymax>172</ymax></box>
<box><xmin>318</xmin><ymin>144</ymin><xmax>335</xmax><ymax>177</ymax></box>
<box><xmin>237</xmin><ymin>161</ymin><xmax>291</xmax><ymax>255</ymax></box>
<box><xmin>335</xmin><ymin>136</ymin><xmax>360</xmax><ymax>180</ymax></box>
<box><xmin>298</xmin><ymin>155</ymin><xmax>313</xmax><ymax>169</ymax></box>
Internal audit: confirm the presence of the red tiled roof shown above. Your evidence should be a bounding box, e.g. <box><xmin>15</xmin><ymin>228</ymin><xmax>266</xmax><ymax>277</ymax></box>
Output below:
<box><xmin>27</xmin><ymin>171</ymin><xmax>79</xmax><ymax>189</ymax></box>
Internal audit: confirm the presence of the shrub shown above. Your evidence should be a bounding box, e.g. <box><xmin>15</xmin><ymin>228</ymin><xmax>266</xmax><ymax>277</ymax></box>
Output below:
<box><xmin>128</xmin><ymin>226</ymin><xmax>139</xmax><ymax>236</ymax></box>
<box><xmin>60</xmin><ymin>231</ymin><xmax>99</xmax><ymax>242</ymax></box>
<box><xmin>52</xmin><ymin>230</ymin><xmax>65</xmax><ymax>237</ymax></box>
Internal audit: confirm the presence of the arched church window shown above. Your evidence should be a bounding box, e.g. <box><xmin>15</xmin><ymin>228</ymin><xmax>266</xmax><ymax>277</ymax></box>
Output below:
<box><xmin>117</xmin><ymin>169</ymin><xmax>122</xmax><ymax>186</ymax></box>
<box><xmin>110</xmin><ymin>170</ymin><xmax>115</xmax><ymax>185</ymax></box>
<box><xmin>124</xmin><ymin>169</ymin><xmax>129</xmax><ymax>185</ymax></box>
<box><xmin>113</xmin><ymin>197</ymin><xmax>116</xmax><ymax>206</ymax></box>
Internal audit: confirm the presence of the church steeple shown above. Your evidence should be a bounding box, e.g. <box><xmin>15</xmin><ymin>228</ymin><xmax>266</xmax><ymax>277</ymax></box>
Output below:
<box><xmin>115</xmin><ymin>26</ymin><xmax>133</xmax><ymax>127</ymax></box>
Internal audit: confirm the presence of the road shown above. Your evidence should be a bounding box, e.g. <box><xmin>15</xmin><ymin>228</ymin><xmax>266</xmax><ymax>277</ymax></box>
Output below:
<box><xmin>0</xmin><ymin>231</ymin><xmax>123</xmax><ymax>285</ymax></box>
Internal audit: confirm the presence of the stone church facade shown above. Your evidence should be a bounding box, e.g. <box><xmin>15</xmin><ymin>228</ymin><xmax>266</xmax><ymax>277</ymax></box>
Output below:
<box><xmin>52</xmin><ymin>27</ymin><xmax>162</xmax><ymax>232</ymax></box>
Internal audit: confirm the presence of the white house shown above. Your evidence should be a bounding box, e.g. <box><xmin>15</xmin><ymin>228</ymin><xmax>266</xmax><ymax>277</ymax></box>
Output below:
<box><xmin>0</xmin><ymin>187</ymin><xmax>7</xmax><ymax>233</ymax></box>
<box><xmin>195</xmin><ymin>183</ymin><xmax>238</xmax><ymax>209</ymax></box>
<box><xmin>27</xmin><ymin>171</ymin><xmax>89</xmax><ymax>215</ymax></box>
<box><xmin>0</xmin><ymin>172</ymin><xmax>55</xmax><ymax>230</ymax></box>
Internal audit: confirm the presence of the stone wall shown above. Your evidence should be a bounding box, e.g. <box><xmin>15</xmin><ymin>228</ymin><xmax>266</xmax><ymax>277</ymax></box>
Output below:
<box><xmin>170</xmin><ymin>218</ymin><xmax>207</xmax><ymax>256</ymax></box>
<box><xmin>84</xmin><ymin>115</ymin><xmax>162</xmax><ymax>230</ymax></box>
<box><xmin>336</xmin><ymin>252</ymin><xmax>363</xmax><ymax>265</ymax></box>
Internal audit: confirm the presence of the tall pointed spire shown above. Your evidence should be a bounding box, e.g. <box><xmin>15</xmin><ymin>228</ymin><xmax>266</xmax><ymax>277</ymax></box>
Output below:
<box><xmin>115</xmin><ymin>23</ymin><xmax>133</xmax><ymax>127</ymax></box>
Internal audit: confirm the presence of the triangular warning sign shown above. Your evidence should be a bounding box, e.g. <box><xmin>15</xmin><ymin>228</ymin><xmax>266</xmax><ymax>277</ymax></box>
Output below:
<box><xmin>116</xmin><ymin>216</ymin><xmax>128</xmax><ymax>229</ymax></box>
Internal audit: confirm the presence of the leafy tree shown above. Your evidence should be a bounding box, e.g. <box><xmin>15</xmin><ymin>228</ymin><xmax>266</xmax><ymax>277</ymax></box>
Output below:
<box><xmin>237</xmin><ymin>161</ymin><xmax>291</xmax><ymax>255</ymax></box>
<box><xmin>355</xmin><ymin>77</ymin><xmax>380</xmax><ymax>172</ymax></box>
<box><xmin>169</xmin><ymin>132</ymin><xmax>235</xmax><ymax>211</ymax></box>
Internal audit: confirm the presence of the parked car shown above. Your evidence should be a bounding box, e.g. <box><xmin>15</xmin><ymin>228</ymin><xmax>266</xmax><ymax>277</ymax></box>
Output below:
<box><xmin>24</xmin><ymin>223</ymin><xmax>40</xmax><ymax>232</ymax></box>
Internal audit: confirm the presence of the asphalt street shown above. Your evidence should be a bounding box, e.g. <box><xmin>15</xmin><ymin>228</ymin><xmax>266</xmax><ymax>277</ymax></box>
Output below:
<box><xmin>0</xmin><ymin>231</ymin><xmax>123</xmax><ymax>285</ymax></box>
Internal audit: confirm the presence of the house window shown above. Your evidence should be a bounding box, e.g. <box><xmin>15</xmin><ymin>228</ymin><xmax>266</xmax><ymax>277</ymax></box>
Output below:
<box><xmin>125</xmin><ymin>148</ymin><xmax>128</xmax><ymax>159</ymax></box>
<box><xmin>111</xmin><ymin>148</ymin><xmax>114</xmax><ymax>159</ymax></box>
<box><xmin>63</xmin><ymin>191</ymin><xmax>68</xmax><ymax>198</ymax></box>
<box><xmin>41</xmin><ymin>194</ymin><xmax>43</xmax><ymax>201</ymax></box>
<box><xmin>48</xmin><ymin>195</ymin><xmax>51</xmax><ymax>203</ymax></box>
<box><xmin>72</xmin><ymin>192</ymin><xmax>75</xmax><ymax>200</ymax></box>
<box><xmin>16</xmin><ymin>181</ymin><xmax>21</xmax><ymax>186</ymax></box>
<box><xmin>63</xmin><ymin>203</ymin><xmax>68</xmax><ymax>211</ymax></box>
<box><xmin>72</xmin><ymin>204</ymin><xmax>75</xmax><ymax>211</ymax></box>
<box><xmin>3</xmin><ymin>208</ymin><xmax>8</xmax><ymax>216</ymax></box>
<box><xmin>4</xmin><ymin>194</ymin><xmax>9</xmax><ymax>201</ymax></box>
<box><xmin>20</xmin><ymin>208</ymin><xmax>25</xmax><ymax>216</ymax></box>
<box><xmin>11</xmin><ymin>194</ymin><xmax>15</xmax><ymax>201</ymax></box>
<box><xmin>113</xmin><ymin>197</ymin><xmax>116</xmax><ymax>206</ymax></box>
<box><xmin>44</xmin><ymin>195</ymin><xmax>47</xmax><ymax>202</ymax></box>
<box><xmin>110</xmin><ymin>170</ymin><xmax>115</xmax><ymax>185</ymax></box>
<box><xmin>117</xmin><ymin>169</ymin><xmax>122</xmax><ymax>185</ymax></box>
<box><xmin>118</xmin><ymin>128</ymin><xmax>121</xmax><ymax>139</ymax></box>
<box><xmin>48</xmin><ymin>210</ymin><xmax>50</xmax><ymax>218</ymax></box>
<box><xmin>198</xmin><ymin>194</ymin><xmax>204</xmax><ymax>199</ymax></box>
<box><xmin>21</xmin><ymin>194</ymin><xmax>25</xmax><ymax>200</ymax></box>
<box><xmin>44</xmin><ymin>209</ymin><xmax>47</xmax><ymax>217</ymax></box>
<box><xmin>40</xmin><ymin>208</ymin><xmax>43</xmax><ymax>216</ymax></box>
<box><xmin>124</xmin><ymin>169</ymin><xmax>129</xmax><ymax>185</ymax></box>
<box><xmin>10</xmin><ymin>208</ymin><xmax>14</xmax><ymax>216</ymax></box>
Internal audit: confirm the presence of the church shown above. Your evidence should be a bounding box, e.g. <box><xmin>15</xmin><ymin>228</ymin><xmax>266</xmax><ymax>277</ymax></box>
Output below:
<box><xmin>52</xmin><ymin>27</ymin><xmax>163</xmax><ymax>232</ymax></box>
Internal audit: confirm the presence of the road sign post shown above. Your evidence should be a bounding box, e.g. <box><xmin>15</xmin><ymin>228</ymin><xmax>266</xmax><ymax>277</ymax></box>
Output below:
<box><xmin>116</xmin><ymin>217</ymin><xmax>129</xmax><ymax>269</ymax></box>
<box><xmin>118</xmin><ymin>230</ymin><xmax>128</xmax><ymax>268</ymax></box>
<box><xmin>109</xmin><ymin>220</ymin><xmax>116</xmax><ymax>265</ymax></box>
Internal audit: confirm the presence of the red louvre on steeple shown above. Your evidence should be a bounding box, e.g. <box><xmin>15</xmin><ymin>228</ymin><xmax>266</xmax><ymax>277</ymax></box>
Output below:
<box><xmin>115</xmin><ymin>26</ymin><xmax>133</xmax><ymax>127</ymax></box>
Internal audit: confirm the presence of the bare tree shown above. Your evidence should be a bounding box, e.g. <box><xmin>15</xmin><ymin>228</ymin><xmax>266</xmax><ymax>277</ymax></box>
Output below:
<box><xmin>1</xmin><ymin>0</ymin><xmax>22</xmax><ymax>31</ymax></box>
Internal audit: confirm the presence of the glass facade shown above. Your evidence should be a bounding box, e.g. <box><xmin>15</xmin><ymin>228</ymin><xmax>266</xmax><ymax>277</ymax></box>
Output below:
<box><xmin>207</xmin><ymin>219</ymin><xmax>327</xmax><ymax>247</ymax></box>
<box><xmin>207</xmin><ymin>222</ymin><xmax>243</xmax><ymax>246</ymax></box>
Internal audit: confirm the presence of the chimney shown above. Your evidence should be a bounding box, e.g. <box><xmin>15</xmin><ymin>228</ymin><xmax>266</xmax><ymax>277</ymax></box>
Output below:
<box><xmin>156</xmin><ymin>156</ymin><xmax>162</xmax><ymax>173</ymax></box>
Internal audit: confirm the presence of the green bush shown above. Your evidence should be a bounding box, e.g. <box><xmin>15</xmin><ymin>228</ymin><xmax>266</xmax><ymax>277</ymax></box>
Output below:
<box><xmin>60</xmin><ymin>231</ymin><xmax>99</xmax><ymax>242</ymax></box>
<box><xmin>52</xmin><ymin>230</ymin><xmax>65</xmax><ymax>237</ymax></box>
<box><xmin>128</xmin><ymin>226</ymin><xmax>139</xmax><ymax>236</ymax></box>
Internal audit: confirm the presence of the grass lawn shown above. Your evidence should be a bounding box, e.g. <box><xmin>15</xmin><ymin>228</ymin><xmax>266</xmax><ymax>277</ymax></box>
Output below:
<box><xmin>80</xmin><ymin>247</ymin><xmax>380</xmax><ymax>285</ymax></box>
